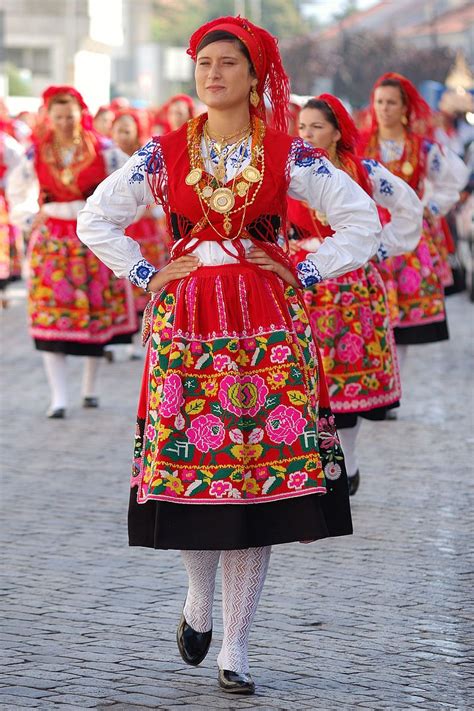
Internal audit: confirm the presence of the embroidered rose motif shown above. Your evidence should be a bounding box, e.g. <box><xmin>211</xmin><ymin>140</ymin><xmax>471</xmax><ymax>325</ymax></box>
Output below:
<box><xmin>360</xmin><ymin>305</ymin><xmax>375</xmax><ymax>339</ymax></box>
<box><xmin>265</xmin><ymin>405</ymin><xmax>307</xmax><ymax>445</ymax></box>
<box><xmin>270</xmin><ymin>344</ymin><xmax>292</xmax><ymax>364</ymax></box>
<box><xmin>241</xmin><ymin>337</ymin><xmax>257</xmax><ymax>351</ymax></box>
<box><xmin>159</xmin><ymin>373</ymin><xmax>184</xmax><ymax>418</ymax></box>
<box><xmin>398</xmin><ymin>266</ymin><xmax>422</xmax><ymax>295</ymax></box>
<box><xmin>146</xmin><ymin>424</ymin><xmax>156</xmax><ymax>441</ymax></box>
<box><xmin>218</xmin><ymin>375</ymin><xmax>268</xmax><ymax>417</ymax></box>
<box><xmin>324</xmin><ymin>462</ymin><xmax>341</xmax><ymax>480</ymax></box>
<box><xmin>336</xmin><ymin>332</ymin><xmax>364</xmax><ymax>364</ymax></box>
<box><xmin>214</xmin><ymin>354</ymin><xmax>232</xmax><ymax>371</ymax></box>
<box><xmin>209</xmin><ymin>480</ymin><xmax>232</xmax><ymax>498</ymax></box>
<box><xmin>341</xmin><ymin>292</ymin><xmax>355</xmax><ymax>306</ymax></box>
<box><xmin>180</xmin><ymin>469</ymin><xmax>196</xmax><ymax>482</ymax></box>
<box><xmin>187</xmin><ymin>414</ymin><xmax>225</xmax><ymax>453</ymax></box>
<box><xmin>344</xmin><ymin>382</ymin><xmax>362</xmax><ymax>398</ymax></box>
<box><xmin>288</xmin><ymin>471</ymin><xmax>308</xmax><ymax>490</ymax></box>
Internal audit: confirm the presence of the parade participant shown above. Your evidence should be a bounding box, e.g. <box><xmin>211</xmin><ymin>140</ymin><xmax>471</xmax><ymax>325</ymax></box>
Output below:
<box><xmin>93</xmin><ymin>105</ymin><xmax>115</xmax><ymax>137</ymax></box>
<box><xmin>0</xmin><ymin>131</ymin><xmax>24</xmax><ymax>307</ymax></box>
<box><xmin>78</xmin><ymin>16</ymin><xmax>382</xmax><ymax>695</ymax></box>
<box><xmin>8</xmin><ymin>86</ymin><xmax>137</xmax><ymax>418</ymax></box>
<box><xmin>289</xmin><ymin>95</ymin><xmax>422</xmax><ymax>494</ymax></box>
<box><xmin>360</xmin><ymin>73</ymin><xmax>469</xmax><ymax>362</ymax></box>
<box><xmin>163</xmin><ymin>93</ymin><xmax>196</xmax><ymax>132</ymax></box>
<box><xmin>111</xmin><ymin>110</ymin><xmax>169</xmax><ymax>317</ymax></box>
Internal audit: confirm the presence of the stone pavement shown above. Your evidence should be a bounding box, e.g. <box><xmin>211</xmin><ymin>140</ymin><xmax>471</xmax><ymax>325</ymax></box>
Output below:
<box><xmin>1</xmin><ymin>286</ymin><xmax>473</xmax><ymax>710</ymax></box>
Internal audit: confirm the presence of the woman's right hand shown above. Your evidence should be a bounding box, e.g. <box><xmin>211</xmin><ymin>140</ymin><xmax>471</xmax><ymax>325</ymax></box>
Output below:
<box><xmin>147</xmin><ymin>255</ymin><xmax>202</xmax><ymax>292</ymax></box>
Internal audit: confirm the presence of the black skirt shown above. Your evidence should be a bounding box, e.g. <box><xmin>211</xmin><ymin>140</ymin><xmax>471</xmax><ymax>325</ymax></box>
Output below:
<box><xmin>394</xmin><ymin>319</ymin><xmax>449</xmax><ymax>345</ymax></box>
<box><xmin>128</xmin><ymin>468</ymin><xmax>353</xmax><ymax>551</ymax></box>
<box><xmin>335</xmin><ymin>401</ymin><xmax>399</xmax><ymax>429</ymax></box>
<box><xmin>34</xmin><ymin>332</ymin><xmax>134</xmax><ymax>357</ymax></box>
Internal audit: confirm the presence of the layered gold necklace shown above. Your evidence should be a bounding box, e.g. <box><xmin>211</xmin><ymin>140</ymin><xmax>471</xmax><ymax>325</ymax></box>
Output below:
<box><xmin>185</xmin><ymin>116</ymin><xmax>265</xmax><ymax>238</ymax></box>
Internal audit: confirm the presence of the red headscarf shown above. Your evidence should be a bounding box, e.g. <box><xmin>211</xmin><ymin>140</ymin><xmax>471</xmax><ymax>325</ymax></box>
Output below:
<box><xmin>41</xmin><ymin>85</ymin><xmax>93</xmax><ymax>130</ymax></box>
<box><xmin>187</xmin><ymin>15</ymin><xmax>290</xmax><ymax>132</ymax></box>
<box><xmin>368</xmin><ymin>72</ymin><xmax>432</xmax><ymax>133</ymax></box>
<box><xmin>314</xmin><ymin>93</ymin><xmax>372</xmax><ymax>197</ymax></box>
<box><xmin>112</xmin><ymin>108</ymin><xmax>149</xmax><ymax>145</ymax></box>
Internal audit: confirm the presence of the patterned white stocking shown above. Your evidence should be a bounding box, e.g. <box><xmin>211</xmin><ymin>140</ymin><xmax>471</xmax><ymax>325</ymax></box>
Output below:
<box><xmin>338</xmin><ymin>419</ymin><xmax>362</xmax><ymax>478</ymax></box>
<box><xmin>181</xmin><ymin>550</ymin><xmax>221</xmax><ymax>633</ymax></box>
<box><xmin>82</xmin><ymin>356</ymin><xmax>101</xmax><ymax>398</ymax></box>
<box><xmin>42</xmin><ymin>351</ymin><xmax>68</xmax><ymax>409</ymax></box>
<box><xmin>217</xmin><ymin>546</ymin><xmax>271</xmax><ymax>675</ymax></box>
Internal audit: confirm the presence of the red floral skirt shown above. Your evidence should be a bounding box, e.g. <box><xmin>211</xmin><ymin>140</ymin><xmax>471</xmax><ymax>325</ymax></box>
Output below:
<box><xmin>28</xmin><ymin>217</ymin><xmax>137</xmax><ymax>346</ymax></box>
<box><xmin>388</xmin><ymin>220</ymin><xmax>447</xmax><ymax>331</ymax></box>
<box><xmin>0</xmin><ymin>194</ymin><xmax>22</xmax><ymax>284</ymax></box>
<box><xmin>126</xmin><ymin>215</ymin><xmax>170</xmax><ymax>313</ymax></box>
<box><xmin>131</xmin><ymin>264</ymin><xmax>351</xmax><ymax>501</ymax></box>
<box><xmin>302</xmin><ymin>262</ymin><xmax>400</xmax><ymax>415</ymax></box>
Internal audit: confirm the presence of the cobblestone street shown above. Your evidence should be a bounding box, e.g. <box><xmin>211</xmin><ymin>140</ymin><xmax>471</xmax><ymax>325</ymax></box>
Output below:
<box><xmin>1</xmin><ymin>287</ymin><xmax>473</xmax><ymax>710</ymax></box>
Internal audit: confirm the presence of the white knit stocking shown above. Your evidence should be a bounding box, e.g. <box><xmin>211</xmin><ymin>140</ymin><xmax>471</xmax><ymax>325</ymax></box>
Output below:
<box><xmin>42</xmin><ymin>352</ymin><xmax>68</xmax><ymax>409</ymax></box>
<box><xmin>396</xmin><ymin>344</ymin><xmax>409</xmax><ymax>374</ymax></box>
<box><xmin>181</xmin><ymin>550</ymin><xmax>220</xmax><ymax>633</ymax></box>
<box><xmin>81</xmin><ymin>356</ymin><xmax>101</xmax><ymax>398</ymax></box>
<box><xmin>217</xmin><ymin>546</ymin><xmax>271</xmax><ymax>675</ymax></box>
<box><xmin>338</xmin><ymin>419</ymin><xmax>362</xmax><ymax>478</ymax></box>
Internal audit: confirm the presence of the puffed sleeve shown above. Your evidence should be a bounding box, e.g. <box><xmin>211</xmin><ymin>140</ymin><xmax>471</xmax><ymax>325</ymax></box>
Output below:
<box><xmin>362</xmin><ymin>159</ymin><xmax>423</xmax><ymax>257</ymax></box>
<box><xmin>77</xmin><ymin>139</ymin><xmax>163</xmax><ymax>288</ymax></box>
<box><xmin>6</xmin><ymin>145</ymin><xmax>40</xmax><ymax>231</ymax></box>
<box><xmin>423</xmin><ymin>140</ymin><xmax>469</xmax><ymax>217</ymax></box>
<box><xmin>287</xmin><ymin>139</ymin><xmax>381</xmax><ymax>286</ymax></box>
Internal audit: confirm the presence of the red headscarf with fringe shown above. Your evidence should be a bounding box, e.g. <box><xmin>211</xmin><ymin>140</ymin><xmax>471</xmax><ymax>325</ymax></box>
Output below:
<box><xmin>315</xmin><ymin>93</ymin><xmax>372</xmax><ymax>197</ymax></box>
<box><xmin>187</xmin><ymin>15</ymin><xmax>290</xmax><ymax>132</ymax></box>
<box><xmin>368</xmin><ymin>72</ymin><xmax>432</xmax><ymax>133</ymax></box>
<box><xmin>41</xmin><ymin>85</ymin><xmax>93</xmax><ymax>130</ymax></box>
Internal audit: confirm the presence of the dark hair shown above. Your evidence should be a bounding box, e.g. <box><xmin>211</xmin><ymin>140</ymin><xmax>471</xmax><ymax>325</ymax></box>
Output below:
<box><xmin>302</xmin><ymin>98</ymin><xmax>339</xmax><ymax>130</ymax></box>
<box><xmin>47</xmin><ymin>94</ymin><xmax>81</xmax><ymax>111</ymax></box>
<box><xmin>196</xmin><ymin>30</ymin><xmax>256</xmax><ymax>77</ymax></box>
<box><xmin>377</xmin><ymin>78</ymin><xmax>407</xmax><ymax>105</ymax></box>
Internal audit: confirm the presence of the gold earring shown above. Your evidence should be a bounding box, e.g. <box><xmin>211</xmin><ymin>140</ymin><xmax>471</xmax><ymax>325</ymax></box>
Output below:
<box><xmin>401</xmin><ymin>115</ymin><xmax>408</xmax><ymax>126</ymax></box>
<box><xmin>250</xmin><ymin>87</ymin><xmax>260</xmax><ymax>108</ymax></box>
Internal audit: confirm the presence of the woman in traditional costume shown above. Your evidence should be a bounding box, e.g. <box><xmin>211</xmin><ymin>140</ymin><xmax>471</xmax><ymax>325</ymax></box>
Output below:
<box><xmin>8</xmin><ymin>86</ymin><xmax>137</xmax><ymax>418</ymax></box>
<box><xmin>360</xmin><ymin>73</ymin><xmax>469</xmax><ymax>370</ymax></box>
<box><xmin>288</xmin><ymin>95</ymin><xmax>423</xmax><ymax>494</ymax></box>
<box><xmin>78</xmin><ymin>17</ymin><xmax>382</xmax><ymax>695</ymax></box>
<box><xmin>0</xmin><ymin>130</ymin><xmax>24</xmax><ymax>306</ymax></box>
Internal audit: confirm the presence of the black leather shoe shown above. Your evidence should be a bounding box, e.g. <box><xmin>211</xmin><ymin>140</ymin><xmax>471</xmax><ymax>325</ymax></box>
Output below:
<box><xmin>47</xmin><ymin>407</ymin><xmax>66</xmax><ymax>419</ymax></box>
<box><xmin>385</xmin><ymin>409</ymin><xmax>398</xmax><ymax>421</ymax></box>
<box><xmin>218</xmin><ymin>669</ymin><xmax>255</xmax><ymax>695</ymax></box>
<box><xmin>348</xmin><ymin>469</ymin><xmax>360</xmax><ymax>497</ymax></box>
<box><xmin>83</xmin><ymin>397</ymin><xmax>99</xmax><ymax>408</ymax></box>
<box><xmin>176</xmin><ymin>613</ymin><xmax>212</xmax><ymax>666</ymax></box>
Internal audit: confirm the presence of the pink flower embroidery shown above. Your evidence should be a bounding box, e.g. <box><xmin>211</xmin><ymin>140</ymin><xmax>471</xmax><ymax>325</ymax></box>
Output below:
<box><xmin>56</xmin><ymin>316</ymin><xmax>72</xmax><ymax>330</ymax></box>
<box><xmin>218</xmin><ymin>375</ymin><xmax>268</xmax><ymax>417</ymax></box>
<box><xmin>161</xmin><ymin>327</ymin><xmax>173</xmax><ymax>340</ymax></box>
<box><xmin>159</xmin><ymin>373</ymin><xmax>184</xmax><ymax>418</ymax></box>
<box><xmin>288</xmin><ymin>471</ymin><xmax>308</xmax><ymax>490</ymax></box>
<box><xmin>187</xmin><ymin>414</ymin><xmax>225</xmax><ymax>453</ymax></box>
<box><xmin>336</xmin><ymin>332</ymin><xmax>364</xmax><ymax>364</ymax></box>
<box><xmin>190</xmin><ymin>342</ymin><xmax>203</xmax><ymax>355</ymax></box>
<box><xmin>242</xmin><ymin>337</ymin><xmax>257</xmax><ymax>351</ymax></box>
<box><xmin>398</xmin><ymin>266</ymin><xmax>421</xmax><ymax>295</ymax></box>
<box><xmin>209</xmin><ymin>480</ymin><xmax>232</xmax><ymax>498</ymax></box>
<box><xmin>88</xmin><ymin>281</ymin><xmax>104</xmax><ymax>308</ymax></box>
<box><xmin>249</xmin><ymin>427</ymin><xmax>264</xmax><ymax>444</ymax></box>
<box><xmin>417</xmin><ymin>242</ymin><xmax>433</xmax><ymax>268</ymax></box>
<box><xmin>255</xmin><ymin>466</ymin><xmax>268</xmax><ymax>481</ymax></box>
<box><xmin>341</xmin><ymin>292</ymin><xmax>355</xmax><ymax>306</ymax></box>
<box><xmin>270</xmin><ymin>344</ymin><xmax>292</xmax><ymax>364</ymax></box>
<box><xmin>214</xmin><ymin>354</ymin><xmax>232</xmax><ymax>371</ymax></box>
<box><xmin>266</xmin><ymin>405</ymin><xmax>307</xmax><ymax>445</ymax></box>
<box><xmin>180</xmin><ymin>469</ymin><xmax>197</xmax><ymax>482</ymax></box>
<box><xmin>53</xmin><ymin>278</ymin><xmax>75</xmax><ymax>304</ymax></box>
<box><xmin>344</xmin><ymin>382</ymin><xmax>362</xmax><ymax>398</ymax></box>
<box><xmin>360</xmin><ymin>305</ymin><xmax>375</xmax><ymax>339</ymax></box>
<box><xmin>229</xmin><ymin>428</ymin><xmax>244</xmax><ymax>443</ymax></box>
<box><xmin>150</xmin><ymin>349</ymin><xmax>159</xmax><ymax>367</ymax></box>
<box><xmin>146</xmin><ymin>424</ymin><xmax>156</xmax><ymax>441</ymax></box>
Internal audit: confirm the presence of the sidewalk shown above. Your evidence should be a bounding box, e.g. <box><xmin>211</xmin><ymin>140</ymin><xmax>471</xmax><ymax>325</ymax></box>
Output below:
<box><xmin>0</xmin><ymin>287</ymin><xmax>473</xmax><ymax>710</ymax></box>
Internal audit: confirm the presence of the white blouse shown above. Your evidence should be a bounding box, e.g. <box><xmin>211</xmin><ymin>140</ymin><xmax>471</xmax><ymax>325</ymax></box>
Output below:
<box><xmin>7</xmin><ymin>139</ymin><xmax>129</xmax><ymax>231</ymax></box>
<box><xmin>77</xmin><ymin>136</ymin><xmax>381</xmax><ymax>286</ymax></box>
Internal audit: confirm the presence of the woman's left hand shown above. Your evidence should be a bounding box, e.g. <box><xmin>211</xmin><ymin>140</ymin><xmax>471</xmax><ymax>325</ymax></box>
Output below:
<box><xmin>247</xmin><ymin>247</ymin><xmax>299</xmax><ymax>287</ymax></box>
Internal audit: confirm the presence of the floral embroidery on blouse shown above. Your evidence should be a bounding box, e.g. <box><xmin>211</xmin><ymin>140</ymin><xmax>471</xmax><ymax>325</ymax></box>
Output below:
<box><xmin>430</xmin><ymin>151</ymin><xmax>441</xmax><ymax>173</ymax></box>
<box><xmin>361</xmin><ymin>158</ymin><xmax>379</xmax><ymax>175</ymax></box>
<box><xmin>379</xmin><ymin>178</ymin><xmax>394</xmax><ymax>196</ymax></box>
<box><xmin>296</xmin><ymin>259</ymin><xmax>323</xmax><ymax>287</ymax></box>
<box><xmin>129</xmin><ymin>258</ymin><xmax>158</xmax><ymax>290</ymax></box>
<box><xmin>129</xmin><ymin>139</ymin><xmax>162</xmax><ymax>184</ymax></box>
<box><xmin>290</xmin><ymin>138</ymin><xmax>320</xmax><ymax>167</ymax></box>
<box><xmin>376</xmin><ymin>243</ymin><xmax>389</xmax><ymax>262</ymax></box>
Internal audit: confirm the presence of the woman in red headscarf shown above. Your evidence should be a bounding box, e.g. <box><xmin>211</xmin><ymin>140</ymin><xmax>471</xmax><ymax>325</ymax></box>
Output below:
<box><xmin>111</xmin><ymin>110</ymin><xmax>170</xmax><ymax>318</ymax></box>
<box><xmin>360</xmin><ymin>74</ymin><xmax>468</xmax><ymax>362</ymax></box>
<box><xmin>8</xmin><ymin>86</ymin><xmax>137</xmax><ymax>418</ymax></box>
<box><xmin>288</xmin><ymin>94</ymin><xmax>423</xmax><ymax>495</ymax></box>
<box><xmin>78</xmin><ymin>17</ymin><xmax>382</xmax><ymax>694</ymax></box>
<box><xmin>0</xmin><ymin>130</ymin><xmax>24</xmax><ymax>306</ymax></box>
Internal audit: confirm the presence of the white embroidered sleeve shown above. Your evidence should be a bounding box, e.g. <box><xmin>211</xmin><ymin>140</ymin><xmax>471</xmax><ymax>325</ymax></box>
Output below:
<box><xmin>362</xmin><ymin>159</ymin><xmax>423</xmax><ymax>257</ymax></box>
<box><xmin>287</xmin><ymin>139</ymin><xmax>381</xmax><ymax>285</ymax></box>
<box><xmin>423</xmin><ymin>141</ymin><xmax>469</xmax><ymax>216</ymax></box>
<box><xmin>77</xmin><ymin>139</ymin><xmax>162</xmax><ymax>284</ymax></box>
<box><xmin>6</xmin><ymin>146</ymin><xmax>40</xmax><ymax>230</ymax></box>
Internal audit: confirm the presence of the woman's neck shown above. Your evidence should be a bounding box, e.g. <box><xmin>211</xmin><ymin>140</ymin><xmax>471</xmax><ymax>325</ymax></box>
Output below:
<box><xmin>206</xmin><ymin>106</ymin><xmax>252</xmax><ymax>141</ymax></box>
<box><xmin>378</xmin><ymin>125</ymin><xmax>406</xmax><ymax>142</ymax></box>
